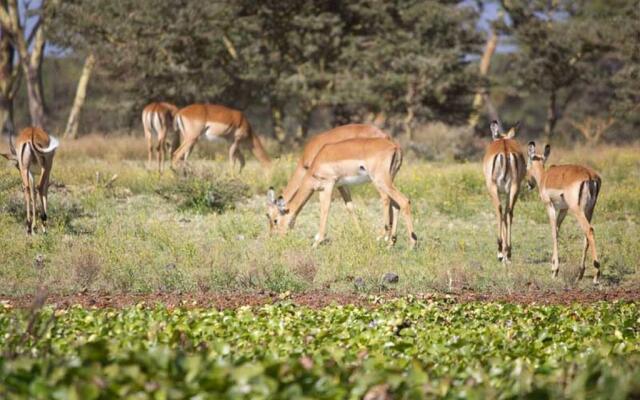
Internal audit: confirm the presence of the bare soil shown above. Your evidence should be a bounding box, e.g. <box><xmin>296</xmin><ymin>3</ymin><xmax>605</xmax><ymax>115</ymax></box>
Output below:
<box><xmin>2</xmin><ymin>288</ymin><xmax>639</xmax><ymax>310</ymax></box>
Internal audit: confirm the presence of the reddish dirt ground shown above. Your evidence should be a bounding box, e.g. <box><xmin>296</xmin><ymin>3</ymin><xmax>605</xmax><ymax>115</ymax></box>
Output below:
<box><xmin>2</xmin><ymin>288</ymin><xmax>639</xmax><ymax>310</ymax></box>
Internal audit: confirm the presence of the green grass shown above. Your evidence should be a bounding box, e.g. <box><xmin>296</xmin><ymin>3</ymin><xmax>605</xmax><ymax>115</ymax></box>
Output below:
<box><xmin>0</xmin><ymin>137</ymin><xmax>639</xmax><ymax>296</ymax></box>
<box><xmin>1</xmin><ymin>300</ymin><xmax>639</xmax><ymax>399</ymax></box>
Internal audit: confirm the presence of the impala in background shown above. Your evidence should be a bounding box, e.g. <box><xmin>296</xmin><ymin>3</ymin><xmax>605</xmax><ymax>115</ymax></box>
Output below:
<box><xmin>171</xmin><ymin>103</ymin><xmax>271</xmax><ymax>171</ymax></box>
<box><xmin>526</xmin><ymin>142</ymin><xmax>602</xmax><ymax>283</ymax></box>
<box><xmin>142</xmin><ymin>102</ymin><xmax>178</xmax><ymax>174</ymax></box>
<box><xmin>482</xmin><ymin>120</ymin><xmax>526</xmax><ymax>264</ymax></box>
<box><xmin>1</xmin><ymin>127</ymin><xmax>59</xmax><ymax>234</ymax></box>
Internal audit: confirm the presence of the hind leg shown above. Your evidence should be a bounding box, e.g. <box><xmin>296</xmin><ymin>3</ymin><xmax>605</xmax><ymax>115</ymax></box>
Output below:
<box><xmin>573</xmin><ymin>208</ymin><xmax>600</xmax><ymax>283</ymax></box>
<box><xmin>373</xmin><ymin>176</ymin><xmax>416</xmax><ymax>248</ymax></box>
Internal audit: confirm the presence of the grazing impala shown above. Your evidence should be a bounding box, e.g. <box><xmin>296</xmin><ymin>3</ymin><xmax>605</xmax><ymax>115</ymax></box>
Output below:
<box><xmin>267</xmin><ymin>137</ymin><xmax>417</xmax><ymax>248</ymax></box>
<box><xmin>526</xmin><ymin>142</ymin><xmax>602</xmax><ymax>282</ymax></box>
<box><xmin>142</xmin><ymin>102</ymin><xmax>178</xmax><ymax>173</ymax></box>
<box><xmin>1</xmin><ymin>127</ymin><xmax>58</xmax><ymax>234</ymax></box>
<box><xmin>266</xmin><ymin>124</ymin><xmax>389</xmax><ymax>234</ymax></box>
<box><xmin>482</xmin><ymin>120</ymin><xmax>526</xmax><ymax>263</ymax></box>
<box><xmin>171</xmin><ymin>103</ymin><xmax>271</xmax><ymax>171</ymax></box>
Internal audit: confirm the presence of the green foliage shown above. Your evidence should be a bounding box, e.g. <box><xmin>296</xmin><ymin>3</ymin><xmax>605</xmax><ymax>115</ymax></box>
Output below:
<box><xmin>1</xmin><ymin>300</ymin><xmax>639</xmax><ymax>398</ymax></box>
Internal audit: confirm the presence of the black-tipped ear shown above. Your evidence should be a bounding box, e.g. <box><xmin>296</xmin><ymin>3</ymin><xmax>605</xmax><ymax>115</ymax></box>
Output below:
<box><xmin>267</xmin><ymin>187</ymin><xmax>276</xmax><ymax>204</ymax></box>
<box><xmin>527</xmin><ymin>141</ymin><xmax>536</xmax><ymax>159</ymax></box>
<box><xmin>543</xmin><ymin>144</ymin><xmax>551</xmax><ymax>160</ymax></box>
<box><xmin>506</xmin><ymin>121</ymin><xmax>520</xmax><ymax>139</ymax></box>
<box><xmin>276</xmin><ymin>196</ymin><xmax>287</xmax><ymax>215</ymax></box>
<box><xmin>490</xmin><ymin>120</ymin><xmax>501</xmax><ymax>140</ymax></box>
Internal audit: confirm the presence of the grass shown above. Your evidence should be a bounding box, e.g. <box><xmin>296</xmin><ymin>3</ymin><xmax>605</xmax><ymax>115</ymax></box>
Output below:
<box><xmin>0</xmin><ymin>135</ymin><xmax>639</xmax><ymax>297</ymax></box>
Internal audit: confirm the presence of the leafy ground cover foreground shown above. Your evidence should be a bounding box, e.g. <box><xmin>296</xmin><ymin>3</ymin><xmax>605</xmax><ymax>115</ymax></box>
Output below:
<box><xmin>1</xmin><ymin>299</ymin><xmax>639</xmax><ymax>399</ymax></box>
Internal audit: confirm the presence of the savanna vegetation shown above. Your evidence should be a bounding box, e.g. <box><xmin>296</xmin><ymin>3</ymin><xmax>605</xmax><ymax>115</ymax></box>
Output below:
<box><xmin>0</xmin><ymin>0</ymin><xmax>638</xmax><ymax>398</ymax></box>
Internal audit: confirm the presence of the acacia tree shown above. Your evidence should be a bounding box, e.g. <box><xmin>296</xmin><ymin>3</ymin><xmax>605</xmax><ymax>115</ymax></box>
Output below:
<box><xmin>0</xmin><ymin>0</ymin><xmax>47</xmax><ymax>128</ymax></box>
<box><xmin>0</xmin><ymin>4</ymin><xmax>20</xmax><ymax>135</ymax></box>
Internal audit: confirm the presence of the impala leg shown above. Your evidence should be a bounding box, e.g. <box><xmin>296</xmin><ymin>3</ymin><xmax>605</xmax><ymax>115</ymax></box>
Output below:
<box><xmin>171</xmin><ymin>138</ymin><xmax>196</xmax><ymax>171</ymax></box>
<box><xmin>37</xmin><ymin>156</ymin><xmax>53</xmax><ymax>234</ymax></box>
<box><xmin>229</xmin><ymin>137</ymin><xmax>246</xmax><ymax>173</ymax></box>
<box><xmin>376</xmin><ymin>193</ymin><xmax>391</xmax><ymax>241</ymax></box>
<box><xmin>338</xmin><ymin>186</ymin><xmax>361</xmax><ymax>233</ymax></box>
<box><xmin>374</xmin><ymin>178</ymin><xmax>416</xmax><ymax>248</ymax></box>
<box><xmin>487</xmin><ymin>184</ymin><xmax>504</xmax><ymax>261</ymax></box>
<box><xmin>157</xmin><ymin>131</ymin><xmax>165</xmax><ymax>174</ymax></box>
<box><xmin>573</xmin><ymin>208</ymin><xmax>600</xmax><ymax>283</ymax></box>
<box><xmin>20</xmin><ymin>170</ymin><xmax>32</xmax><ymax>235</ymax></box>
<box><xmin>505</xmin><ymin>186</ymin><xmax>519</xmax><ymax>262</ymax></box>
<box><xmin>389</xmin><ymin>203</ymin><xmax>399</xmax><ymax>247</ymax></box>
<box><xmin>146</xmin><ymin>133</ymin><xmax>153</xmax><ymax>170</ymax></box>
<box><xmin>313</xmin><ymin>182</ymin><xmax>334</xmax><ymax>248</ymax></box>
<box><xmin>546</xmin><ymin>204</ymin><xmax>560</xmax><ymax>277</ymax></box>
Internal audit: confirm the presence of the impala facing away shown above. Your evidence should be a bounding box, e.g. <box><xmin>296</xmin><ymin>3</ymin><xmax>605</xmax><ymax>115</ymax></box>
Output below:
<box><xmin>171</xmin><ymin>104</ymin><xmax>271</xmax><ymax>171</ymax></box>
<box><xmin>142</xmin><ymin>102</ymin><xmax>178</xmax><ymax>173</ymax></box>
<box><xmin>268</xmin><ymin>137</ymin><xmax>417</xmax><ymax>248</ymax></box>
<box><xmin>526</xmin><ymin>142</ymin><xmax>602</xmax><ymax>282</ymax></box>
<box><xmin>482</xmin><ymin>121</ymin><xmax>526</xmax><ymax>263</ymax></box>
<box><xmin>1</xmin><ymin>127</ymin><xmax>58</xmax><ymax>234</ymax></box>
<box><xmin>266</xmin><ymin>123</ymin><xmax>388</xmax><ymax>234</ymax></box>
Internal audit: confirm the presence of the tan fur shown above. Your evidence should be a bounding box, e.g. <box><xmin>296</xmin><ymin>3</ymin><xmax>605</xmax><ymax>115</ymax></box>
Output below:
<box><xmin>271</xmin><ymin>137</ymin><xmax>416</xmax><ymax>248</ymax></box>
<box><xmin>527</xmin><ymin>143</ymin><xmax>602</xmax><ymax>282</ymax></box>
<box><xmin>482</xmin><ymin>124</ymin><xmax>526</xmax><ymax>263</ymax></box>
<box><xmin>171</xmin><ymin>103</ymin><xmax>271</xmax><ymax>171</ymax></box>
<box><xmin>142</xmin><ymin>102</ymin><xmax>178</xmax><ymax>173</ymax></box>
<box><xmin>3</xmin><ymin>127</ymin><xmax>58</xmax><ymax>234</ymax></box>
<box><xmin>267</xmin><ymin>124</ymin><xmax>389</xmax><ymax>232</ymax></box>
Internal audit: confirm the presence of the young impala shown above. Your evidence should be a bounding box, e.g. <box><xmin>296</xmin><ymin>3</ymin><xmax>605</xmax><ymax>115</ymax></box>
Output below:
<box><xmin>266</xmin><ymin>124</ymin><xmax>388</xmax><ymax>234</ymax></box>
<box><xmin>268</xmin><ymin>137</ymin><xmax>417</xmax><ymax>248</ymax></box>
<box><xmin>482</xmin><ymin>120</ymin><xmax>526</xmax><ymax>263</ymax></box>
<box><xmin>526</xmin><ymin>142</ymin><xmax>602</xmax><ymax>282</ymax></box>
<box><xmin>1</xmin><ymin>127</ymin><xmax>58</xmax><ymax>234</ymax></box>
<box><xmin>142</xmin><ymin>102</ymin><xmax>178</xmax><ymax>173</ymax></box>
<box><xmin>171</xmin><ymin>103</ymin><xmax>271</xmax><ymax>171</ymax></box>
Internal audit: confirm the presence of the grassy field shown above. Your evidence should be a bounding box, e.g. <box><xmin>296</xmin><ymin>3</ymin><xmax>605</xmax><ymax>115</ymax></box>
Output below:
<box><xmin>0</xmin><ymin>135</ymin><xmax>639</xmax><ymax>297</ymax></box>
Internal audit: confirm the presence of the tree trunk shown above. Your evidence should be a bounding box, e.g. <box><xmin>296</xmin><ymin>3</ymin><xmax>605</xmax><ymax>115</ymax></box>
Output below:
<box><xmin>64</xmin><ymin>53</ymin><xmax>96</xmax><ymax>139</ymax></box>
<box><xmin>468</xmin><ymin>28</ymin><xmax>498</xmax><ymax>130</ymax></box>
<box><xmin>404</xmin><ymin>82</ymin><xmax>416</xmax><ymax>140</ymax></box>
<box><xmin>544</xmin><ymin>91</ymin><xmax>557</xmax><ymax>142</ymax></box>
<box><xmin>23</xmin><ymin>63</ymin><xmax>46</xmax><ymax>128</ymax></box>
<box><xmin>0</xmin><ymin>8</ymin><xmax>18</xmax><ymax>135</ymax></box>
<box><xmin>271</xmin><ymin>105</ymin><xmax>286</xmax><ymax>143</ymax></box>
<box><xmin>295</xmin><ymin>105</ymin><xmax>313</xmax><ymax>143</ymax></box>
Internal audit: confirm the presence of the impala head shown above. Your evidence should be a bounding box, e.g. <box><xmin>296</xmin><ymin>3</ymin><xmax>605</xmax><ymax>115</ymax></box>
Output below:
<box><xmin>490</xmin><ymin>120</ymin><xmax>520</xmax><ymax>141</ymax></box>
<box><xmin>526</xmin><ymin>141</ymin><xmax>551</xmax><ymax>189</ymax></box>
<box><xmin>266</xmin><ymin>187</ymin><xmax>289</xmax><ymax>233</ymax></box>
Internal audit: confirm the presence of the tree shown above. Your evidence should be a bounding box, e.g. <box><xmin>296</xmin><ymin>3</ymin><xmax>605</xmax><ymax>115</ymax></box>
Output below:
<box><xmin>0</xmin><ymin>1</ymin><xmax>20</xmax><ymax>135</ymax></box>
<box><xmin>63</xmin><ymin>53</ymin><xmax>95</xmax><ymax>139</ymax></box>
<box><xmin>0</xmin><ymin>0</ymin><xmax>47</xmax><ymax>128</ymax></box>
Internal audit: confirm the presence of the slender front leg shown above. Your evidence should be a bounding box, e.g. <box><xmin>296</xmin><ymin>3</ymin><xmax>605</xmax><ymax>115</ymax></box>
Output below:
<box><xmin>313</xmin><ymin>182</ymin><xmax>334</xmax><ymax>248</ymax></box>
<box><xmin>338</xmin><ymin>186</ymin><xmax>361</xmax><ymax>233</ymax></box>
<box><xmin>546</xmin><ymin>204</ymin><xmax>560</xmax><ymax>277</ymax></box>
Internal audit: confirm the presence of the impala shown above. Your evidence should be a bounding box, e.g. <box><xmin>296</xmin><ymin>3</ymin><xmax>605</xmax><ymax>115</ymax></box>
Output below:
<box><xmin>1</xmin><ymin>127</ymin><xmax>58</xmax><ymax>234</ymax></box>
<box><xmin>142</xmin><ymin>102</ymin><xmax>178</xmax><ymax>173</ymax></box>
<box><xmin>171</xmin><ymin>103</ymin><xmax>271</xmax><ymax>171</ymax></box>
<box><xmin>526</xmin><ymin>142</ymin><xmax>602</xmax><ymax>282</ymax></box>
<box><xmin>268</xmin><ymin>137</ymin><xmax>417</xmax><ymax>248</ymax></box>
<box><xmin>482</xmin><ymin>120</ymin><xmax>526</xmax><ymax>263</ymax></box>
<box><xmin>266</xmin><ymin>123</ymin><xmax>388</xmax><ymax>234</ymax></box>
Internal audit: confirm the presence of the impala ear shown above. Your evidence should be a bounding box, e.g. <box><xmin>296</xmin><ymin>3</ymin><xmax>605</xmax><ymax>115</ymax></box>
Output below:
<box><xmin>267</xmin><ymin>187</ymin><xmax>276</xmax><ymax>204</ymax></box>
<box><xmin>490</xmin><ymin>120</ymin><xmax>501</xmax><ymax>140</ymax></box>
<box><xmin>505</xmin><ymin>121</ymin><xmax>520</xmax><ymax>139</ymax></box>
<box><xmin>276</xmin><ymin>196</ymin><xmax>288</xmax><ymax>215</ymax></box>
<box><xmin>543</xmin><ymin>144</ymin><xmax>551</xmax><ymax>160</ymax></box>
<box><xmin>527</xmin><ymin>141</ymin><xmax>536</xmax><ymax>160</ymax></box>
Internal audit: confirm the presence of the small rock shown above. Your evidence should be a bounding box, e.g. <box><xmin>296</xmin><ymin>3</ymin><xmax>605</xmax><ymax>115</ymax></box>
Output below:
<box><xmin>382</xmin><ymin>272</ymin><xmax>399</xmax><ymax>284</ymax></box>
<box><xmin>165</xmin><ymin>263</ymin><xmax>177</xmax><ymax>271</ymax></box>
<box><xmin>354</xmin><ymin>277</ymin><xmax>366</xmax><ymax>290</ymax></box>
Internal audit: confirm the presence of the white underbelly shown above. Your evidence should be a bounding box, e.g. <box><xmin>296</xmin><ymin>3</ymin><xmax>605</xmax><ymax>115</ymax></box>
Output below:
<box><xmin>204</xmin><ymin>122</ymin><xmax>231</xmax><ymax>142</ymax></box>
<box><xmin>337</xmin><ymin>174</ymin><xmax>371</xmax><ymax>186</ymax></box>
